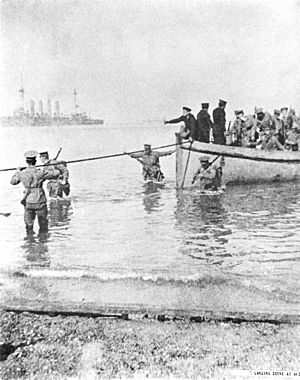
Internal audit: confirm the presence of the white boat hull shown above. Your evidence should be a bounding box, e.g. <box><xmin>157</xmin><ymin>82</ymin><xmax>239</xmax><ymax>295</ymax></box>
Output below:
<box><xmin>175</xmin><ymin>134</ymin><xmax>300</xmax><ymax>188</ymax></box>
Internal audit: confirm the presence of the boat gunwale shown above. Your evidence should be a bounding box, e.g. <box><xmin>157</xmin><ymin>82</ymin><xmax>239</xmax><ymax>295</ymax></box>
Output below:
<box><xmin>181</xmin><ymin>144</ymin><xmax>300</xmax><ymax>164</ymax></box>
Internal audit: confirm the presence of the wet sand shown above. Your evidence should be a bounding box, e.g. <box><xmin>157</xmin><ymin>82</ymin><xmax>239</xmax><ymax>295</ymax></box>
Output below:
<box><xmin>0</xmin><ymin>311</ymin><xmax>299</xmax><ymax>380</ymax></box>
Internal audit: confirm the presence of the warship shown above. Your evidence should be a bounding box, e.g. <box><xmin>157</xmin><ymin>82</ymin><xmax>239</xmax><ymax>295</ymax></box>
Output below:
<box><xmin>0</xmin><ymin>87</ymin><xmax>104</xmax><ymax>127</ymax></box>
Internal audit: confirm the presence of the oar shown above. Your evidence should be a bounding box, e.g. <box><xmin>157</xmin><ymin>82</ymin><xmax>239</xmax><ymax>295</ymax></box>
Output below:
<box><xmin>0</xmin><ymin>212</ymin><xmax>11</xmax><ymax>217</ymax></box>
<box><xmin>180</xmin><ymin>141</ymin><xmax>193</xmax><ymax>189</ymax></box>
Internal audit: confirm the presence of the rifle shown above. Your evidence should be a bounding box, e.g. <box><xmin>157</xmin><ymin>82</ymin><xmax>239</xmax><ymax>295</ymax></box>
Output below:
<box><xmin>53</xmin><ymin>147</ymin><xmax>62</xmax><ymax>161</ymax></box>
<box><xmin>192</xmin><ymin>154</ymin><xmax>223</xmax><ymax>185</ymax></box>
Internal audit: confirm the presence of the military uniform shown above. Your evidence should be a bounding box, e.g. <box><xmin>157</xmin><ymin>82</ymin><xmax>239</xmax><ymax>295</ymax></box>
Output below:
<box><xmin>46</xmin><ymin>159</ymin><xmax>70</xmax><ymax>197</ymax></box>
<box><xmin>260</xmin><ymin>134</ymin><xmax>284</xmax><ymax>150</ymax></box>
<box><xmin>196</xmin><ymin>104</ymin><xmax>213</xmax><ymax>143</ymax></box>
<box><xmin>212</xmin><ymin>100</ymin><xmax>227</xmax><ymax>145</ymax></box>
<box><xmin>285</xmin><ymin>128</ymin><xmax>300</xmax><ymax>151</ymax></box>
<box><xmin>165</xmin><ymin>108</ymin><xmax>197</xmax><ymax>140</ymax></box>
<box><xmin>10</xmin><ymin>151</ymin><xmax>59</xmax><ymax>233</ymax></box>
<box><xmin>192</xmin><ymin>156</ymin><xmax>221</xmax><ymax>190</ymax></box>
<box><xmin>130</xmin><ymin>146</ymin><xmax>174</xmax><ymax>181</ymax></box>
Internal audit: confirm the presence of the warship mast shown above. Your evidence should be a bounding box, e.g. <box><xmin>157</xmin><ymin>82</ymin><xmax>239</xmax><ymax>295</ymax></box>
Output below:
<box><xmin>73</xmin><ymin>88</ymin><xmax>78</xmax><ymax>115</ymax></box>
<box><xmin>18</xmin><ymin>74</ymin><xmax>25</xmax><ymax>112</ymax></box>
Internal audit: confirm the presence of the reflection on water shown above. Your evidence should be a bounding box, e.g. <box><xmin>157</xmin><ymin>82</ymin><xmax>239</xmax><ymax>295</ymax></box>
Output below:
<box><xmin>21</xmin><ymin>232</ymin><xmax>50</xmax><ymax>267</ymax></box>
<box><xmin>20</xmin><ymin>199</ymin><xmax>72</xmax><ymax>267</ymax></box>
<box><xmin>175</xmin><ymin>190</ymin><xmax>231</xmax><ymax>259</ymax></box>
<box><xmin>142</xmin><ymin>184</ymin><xmax>162</xmax><ymax>213</ymax></box>
<box><xmin>48</xmin><ymin>199</ymin><xmax>72</xmax><ymax>228</ymax></box>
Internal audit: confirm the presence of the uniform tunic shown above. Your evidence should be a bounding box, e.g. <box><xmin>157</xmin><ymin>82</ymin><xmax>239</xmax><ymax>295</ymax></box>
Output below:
<box><xmin>45</xmin><ymin>159</ymin><xmax>70</xmax><ymax>197</ymax></box>
<box><xmin>11</xmin><ymin>165</ymin><xmax>59</xmax><ymax>232</ymax></box>
<box><xmin>260</xmin><ymin>135</ymin><xmax>284</xmax><ymax>150</ymax></box>
<box><xmin>166</xmin><ymin>114</ymin><xmax>197</xmax><ymax>140</ymax></box>
<box><xmin>212</xmin><ymin>107</ymin><xmax>226</xmax><ymax>145</ymax></box>
<box><xmin>192</xmin><ymin>165</ymin><xmax>218</xmax><ymax>190</ymax></box>
<box><xmin>130</xmin><ymin>150</ymin><xmax>174</xmax><ymax>180</ymax></box>
<box><xmin>196</xmin><ymin>109</ymin><xmax>213</xmax><ymax>143</ymax></box>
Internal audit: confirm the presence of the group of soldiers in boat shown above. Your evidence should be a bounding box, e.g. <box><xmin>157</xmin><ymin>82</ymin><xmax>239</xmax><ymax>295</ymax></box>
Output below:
<box><xmin>164</xmin><ymin>101</ymin><xmax>300</xmax><ymax>151</ymax></box>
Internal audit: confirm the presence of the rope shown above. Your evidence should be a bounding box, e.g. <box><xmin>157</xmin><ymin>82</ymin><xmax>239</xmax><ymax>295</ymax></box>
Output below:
<box><xmin>0</xmin><ymin>141</ymin><xmax>189</xmax><ymax>173</ymax></box>
<box><xmin>180</xmin><ymin>141</ymin><xmax>193</xmax><ymax>188</ymax></box>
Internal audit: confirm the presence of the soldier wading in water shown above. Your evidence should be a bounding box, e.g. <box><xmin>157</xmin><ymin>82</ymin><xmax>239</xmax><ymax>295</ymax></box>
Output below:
<box><xmin>192</xmin><ymin>155</ymin><xmax>223</xmax><ymax>191</ymax></box>
<box><xmin>128</xmin><ymin>144</ymin><xmax>175</xmax><ymax>182</ymax></box>
<box><xmin>10</xmin><ymin>150</ymin><xmax>60</xmax><ymax>234</ymax></box>
<box><xmin>39</xmin><ymin>151</ymin><xmax>70</xmax><ymax>198</ymax></box>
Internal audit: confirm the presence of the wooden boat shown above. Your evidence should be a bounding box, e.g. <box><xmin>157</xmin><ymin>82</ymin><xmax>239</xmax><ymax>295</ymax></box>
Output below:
<box><xmin>175</xmin><ymin>133</ymin><xmax>300</xmax><ymax>188</ymax></box>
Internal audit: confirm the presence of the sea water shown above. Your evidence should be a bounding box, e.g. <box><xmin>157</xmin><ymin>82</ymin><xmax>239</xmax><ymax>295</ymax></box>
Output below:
<box><xmin>0</xmin><ymin>123</ymin><xmax>299</xmax><ymax>311</ymax></box>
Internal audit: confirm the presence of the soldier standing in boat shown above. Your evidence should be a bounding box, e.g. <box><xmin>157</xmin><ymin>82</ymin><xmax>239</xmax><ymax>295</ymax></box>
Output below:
<box><xmin>39</xmin><ymin>151</ymin><xmax>70</xmax><ymax>198</ymax></box>
<box><xmin>191</xmin><ymin>155</ymin><xmax>222</xmax><ymax>190</ymax></box>
<box><xmin>164</xmin><ymin>107</ymin><xmax>197</xmax><ymax>140</ymax></box>
<box><xmin>128</xmin><ymin>144</ymin><xmax>175</xmax><ymax>181</ymax></box>
<box><xmin>228</xmin><ymin>110</ymin><xmax>245</xmax><ymax>146</ymax></box>
<box><xmin>196</xmin><ymin>103</ymin><xmax>213</xmax><ymax>143</ymax></box>
<box><xmin>273</xmin><ymin>109</ymin><xmax>285</xmax><ymax>145</ymax></box>
<box><xmin>212</xmin><ymin>99</ymin><xmax>227</xmax><ymax>145</ymax></box>
<box><xmin>10</xmin><ymin>150</ymin><xmax>60</xmax><ymax>234</ymax></box>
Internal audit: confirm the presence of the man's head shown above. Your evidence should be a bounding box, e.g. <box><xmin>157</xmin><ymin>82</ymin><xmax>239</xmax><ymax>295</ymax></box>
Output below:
<box><xmin>255</xmin><ymin>108</ymin><xmax>265</xmax><ymax>121</ymax></box>
<box><xmin>218</xmin><ymin>99</ymin><xmax>227</xmax><ymax>108</ymax></box>
<box><xmin>183</xmin><ymin>106</ymin><xmax>191</xmax><ymax>116</ymax></box>
<box><xmin>234</xmin><ymin>110</ymin><xmax>244</xmax><ymax>119</ymax></box>
<box><xmin>144</xmin><ymin>144</ymin><xmax>151</xmax><ymax>154</ymax></box>
<box><xmin>24</xmin><ymin>150</ymin><xmax>38</xmax><ymax>166</ymax></box>
<box><xmin>264</xmin><ymin>126</ymin><xmax>272</xmax><ymax>136</ymax></box>
<box><xmin>199</xmin><ymin>155</ymin><xmax>210</xmax><ymax>168</ymax></box>
<box><xmin>39</xmin><ymin>151</ymin><xmax>50</xmax><ymax>163</ymax></box>
<box><xmin>280</xmin><ymin>107</ymin><xmax>288</xmax><ymax>117</ymax></box>
<box><xmin>201</xmin><ymin>103</ymin><xmax>209</xmax><ymax>110</ymax></box>
<box><xmin>274</xmin><ymin>109</ymin><xmax>281</xmax><ymax>118</ymax></box>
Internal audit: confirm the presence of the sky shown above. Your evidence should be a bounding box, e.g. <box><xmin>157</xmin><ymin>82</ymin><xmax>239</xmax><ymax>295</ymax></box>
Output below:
<box><xmin>1</xmin><ymin>0</ymin><xmax>300</xmax><ymax>123</ymax></box>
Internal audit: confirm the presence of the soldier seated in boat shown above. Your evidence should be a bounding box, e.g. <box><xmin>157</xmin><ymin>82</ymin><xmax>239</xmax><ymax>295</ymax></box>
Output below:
<box><xmin>39</xmin><ymin>151</ymin><xmax>70</xmax><ymax>197</ymax></box>
<box><xmin>285</xmin><ymin>124</ymin><xmax>300</xmax><ymax>151</ymax></box>
<box><xmin>256</xmin><ymin>126</ymin><xmax>285</xmax><ymax>151</ymax></box>
<box><xmin>128</xmin><ymin>144</ymin><xmax>175</xmax><ymax>181</ymax></box>
<box><xmin>191</xmin><ymin>155</ymin><xmax>222</xmax><ymax>190</ymax></box>
<box><xmin>255</xmin><ymin>108</ymin><xmax>277</xmax><ymax>135</ymax></box>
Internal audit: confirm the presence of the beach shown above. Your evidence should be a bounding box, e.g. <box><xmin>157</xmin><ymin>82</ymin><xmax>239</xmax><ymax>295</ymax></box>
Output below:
<box><xmin>0</xmin><ymin>311</ymin><xmax>299</xmax><ymax>379</ymax></box>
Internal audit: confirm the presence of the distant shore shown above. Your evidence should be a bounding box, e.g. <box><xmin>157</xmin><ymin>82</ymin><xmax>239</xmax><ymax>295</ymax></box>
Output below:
<box><xmin>0</xmin><ymin>311</ymin><xmax>299</xmax><ymax>379</ymax></box>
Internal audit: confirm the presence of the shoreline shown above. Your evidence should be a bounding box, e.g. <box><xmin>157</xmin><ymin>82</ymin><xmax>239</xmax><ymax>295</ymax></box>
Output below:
<box><xmin>1</xmin><ymin>311</ymin><xmax>299</xmax><ymax>379</ymax></box>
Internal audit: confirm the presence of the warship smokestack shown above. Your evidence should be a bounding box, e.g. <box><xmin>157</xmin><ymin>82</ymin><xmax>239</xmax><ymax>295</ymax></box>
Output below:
<box><xmin>39</xmin><ymin>100</ymin><xmax>43</xmax><ymax>116</ymax></box>
<box><xmin>47</xmin><ymin>99</ymin><xmax>52</xmax><ymax>117</ymax></box>
<box><xmin>30</xmin><ymin>100</ymin><xmax>35</xmax><ymax>117</ymax></box>
<box><xmin>55</xmin><ymin>101</ymin><xmax>60</xmax><ymax>117</ymax></box>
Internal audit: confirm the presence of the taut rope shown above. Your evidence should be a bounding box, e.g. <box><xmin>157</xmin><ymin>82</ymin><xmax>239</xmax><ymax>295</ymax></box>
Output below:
<box><xmin>0</xmin><ymin>142</ymin><xmax>189</xmax><ymax>173</ymax></box>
